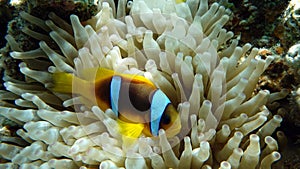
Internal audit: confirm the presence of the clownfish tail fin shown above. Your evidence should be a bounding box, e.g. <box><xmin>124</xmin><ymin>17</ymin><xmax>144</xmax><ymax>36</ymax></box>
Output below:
<box><xmin>52</xmin><ymin>72</ymin><xmax>73</xmax><ymax>93</ymax></box>
<box><xmin>52</xmin><ymin>72</ymin><xmax>84</xmax><ymax>94</ymax></box>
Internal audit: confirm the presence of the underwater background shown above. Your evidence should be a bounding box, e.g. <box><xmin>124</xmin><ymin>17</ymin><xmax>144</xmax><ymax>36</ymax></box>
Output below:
<box><xmin>0</xmin><ymin>0</ymin><xmax>299</xmax><ymax>168</ymax></box>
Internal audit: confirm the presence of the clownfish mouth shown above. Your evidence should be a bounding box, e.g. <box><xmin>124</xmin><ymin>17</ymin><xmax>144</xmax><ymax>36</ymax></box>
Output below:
<box><xmin>165</xmin><ymin>115</ymin><xmax>182</xmax><ymax>138</ymax></box>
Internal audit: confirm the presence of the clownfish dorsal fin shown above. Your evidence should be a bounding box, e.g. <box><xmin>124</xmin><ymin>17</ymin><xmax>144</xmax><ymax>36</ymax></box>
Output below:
<box><xmin>80</xmin><ymin>67</ymin><xmax>115</xmax><ymax>81</ymax></box>
<box><xmin>123</xmin><ymin>75</ymin><xmax>155</xmax><ymax>88</ymax></box>
<box><xmin>82</xmin><ymin>68</ymin><xmax>155</xmax><ymax>88</ymax></box>
<box><xmin>150</xmin><ymin>89</ymin><xmax>171</xmax><ymax>136</ymax></box>
<box><xmin>117</xmin><ymin>119</ymin><xmax>144</xmax><ymax>138</ymax></box>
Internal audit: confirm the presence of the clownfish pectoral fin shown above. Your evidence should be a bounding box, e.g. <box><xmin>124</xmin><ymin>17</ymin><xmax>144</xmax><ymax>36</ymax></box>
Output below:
<box><xmin>121</xmin><ymin>136</ymin><xmax>138</xmax><ymax>151</ymax></box>
<box><xmin>117</xmin><ymin>119</ymin><xmax>144</xmax><ymax>138</ymax></box>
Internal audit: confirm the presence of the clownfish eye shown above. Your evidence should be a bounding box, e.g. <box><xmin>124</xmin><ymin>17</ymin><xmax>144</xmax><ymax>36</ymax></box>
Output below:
<box><xmin>127</xmin><ymin>1</ymin><xmax>133</xmax><ymax>9</ymax></box>
<box><xmin>161</xmin><ymin>113</ymin><xmax>171</xmax><ymax>125</ymax></box>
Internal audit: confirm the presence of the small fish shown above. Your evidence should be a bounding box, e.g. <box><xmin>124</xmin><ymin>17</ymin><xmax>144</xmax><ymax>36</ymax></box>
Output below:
<box><xmin>52</xmin><ymin>68</ymin><xmax>181</xmax><ymax>138</ymax></box>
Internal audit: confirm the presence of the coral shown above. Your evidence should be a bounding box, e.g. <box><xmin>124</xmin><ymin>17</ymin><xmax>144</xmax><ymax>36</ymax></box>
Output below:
<box><xmin>1</xmin><ymin>0</ymin><xmax>97</xmax><ymax>87</ymax></box>
<box><xmin>277</xmin><ymin>44</ymin><xmax>300</xmax><ymax>166</ymax></box>
<box><xmin>254</xmin><ymin>42</ymin><xmax>300</xmax><ymax>169</ymax></box>
<box><xmin>0</xmin><ymin>0</ymin><xmax>14</xmax><ymax>90</ymax></box>
<box><xmin>218</xmin><ymin>0</ymin><xmax>289</xmax><ymax>48</ymax></box>
<box><xmin>0</xmin><ymin>0</ymin><xmax>286</xmax><ymax>168</ymax></box>
<box><xmin>278</xmin><ymin>0</ymin><xmax>300</xmax><ymax>50</ymax></box>
<box><xmin>286</xmin><ymin>43</ymin><xmax>300</xmax><ymax>83</ymax></box>
<box><xmin>260</xmin><ymin>43</ymin><xmax>300</xmax><ymax>142</ymax></box>
<box><xmin>0</xmin><ymin>0</ymin><xmax>13</xmax><ymax>49</ymax></box>
<box><xmin>256</xmin><ymin>42</ymin><xmax>300</xmax><ymax>168</ymax></box>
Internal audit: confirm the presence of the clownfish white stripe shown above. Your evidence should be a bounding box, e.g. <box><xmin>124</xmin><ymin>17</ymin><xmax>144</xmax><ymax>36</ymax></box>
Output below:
<box><xmin>150</xmin><ymin>89</ymin><xmax>171</xmax><ymax>136</ymax></box>
<box><xmin>110</xmin><ymin>76</ymin><xmax>122</xmax><ymax>117</ymax></box>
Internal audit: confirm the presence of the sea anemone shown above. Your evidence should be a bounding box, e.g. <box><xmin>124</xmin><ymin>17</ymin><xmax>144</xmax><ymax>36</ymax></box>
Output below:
<box><xmin>0</xmin><ymin>0</ymin><xmax>285</xmax><ymax>168</ymax></box>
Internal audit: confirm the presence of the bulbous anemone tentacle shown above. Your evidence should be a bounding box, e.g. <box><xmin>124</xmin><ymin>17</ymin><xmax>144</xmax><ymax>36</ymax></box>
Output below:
<box><xmin>0</xmin><ymin>0</ymin><xmax>286</xmax><ymax>168</ymax></box>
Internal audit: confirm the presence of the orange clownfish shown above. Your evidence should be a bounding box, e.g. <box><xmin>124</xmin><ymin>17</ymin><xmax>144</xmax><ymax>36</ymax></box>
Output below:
<box><xmin>52</xmin><ymin>68</ymin><xmax>181</xmax><ymax>138</ymax></box>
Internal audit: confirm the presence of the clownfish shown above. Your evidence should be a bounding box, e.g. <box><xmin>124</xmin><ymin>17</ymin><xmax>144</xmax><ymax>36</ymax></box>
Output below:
<box><xmin>52</xmin><ymin>68</ymin><xmax>181</xmax><ymax>138</ymax></box>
